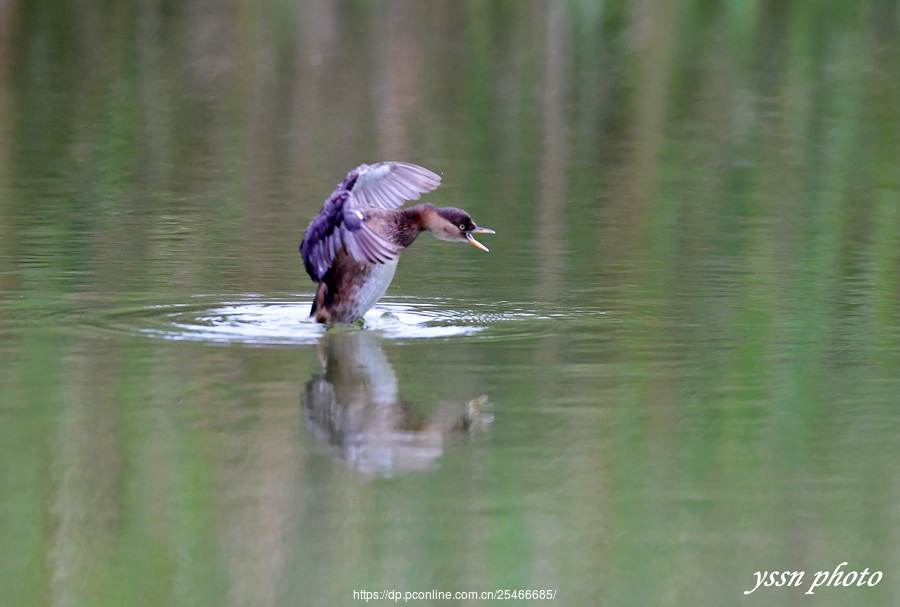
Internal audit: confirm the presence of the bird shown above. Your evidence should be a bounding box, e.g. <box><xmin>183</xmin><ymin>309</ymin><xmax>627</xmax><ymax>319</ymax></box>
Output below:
<box><xmin>300</xmin><ymin>162</ymin><xmax>494</xmax><ymax>324</ymax></box>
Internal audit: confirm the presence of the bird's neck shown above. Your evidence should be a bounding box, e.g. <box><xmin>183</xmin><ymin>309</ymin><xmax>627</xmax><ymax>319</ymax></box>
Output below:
<box><xmin>393</xmin><ymin>204</ymin><xmax>437</xmax><ymax>248</ymax></box>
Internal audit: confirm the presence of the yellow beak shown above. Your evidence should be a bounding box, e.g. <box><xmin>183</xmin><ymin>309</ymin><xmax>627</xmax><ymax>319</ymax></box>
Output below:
<box><xmin>466</xmin><ymin>227</ymin><xmax>495</xmax><ymax>252</ymax></box>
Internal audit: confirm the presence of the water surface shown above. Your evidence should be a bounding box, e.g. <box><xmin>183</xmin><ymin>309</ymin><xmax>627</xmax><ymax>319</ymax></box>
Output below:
<box><xmin>2</xmin><ymin>2</ymin><xmax>900</xmax><ymax>606</ymax></box>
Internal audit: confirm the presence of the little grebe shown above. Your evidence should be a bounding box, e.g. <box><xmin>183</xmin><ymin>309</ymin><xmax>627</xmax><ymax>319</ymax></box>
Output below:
<box><xmin>300</xmin><ymin>162</ymin><xmax>494</xmax><ymax>324</ymax></box>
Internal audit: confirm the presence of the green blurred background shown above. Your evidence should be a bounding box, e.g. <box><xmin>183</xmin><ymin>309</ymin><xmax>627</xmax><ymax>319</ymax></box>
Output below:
<box><xmin>1</xmin><ymin>1</ymin><xmax>899</xmax><ymax>606</ymax></box>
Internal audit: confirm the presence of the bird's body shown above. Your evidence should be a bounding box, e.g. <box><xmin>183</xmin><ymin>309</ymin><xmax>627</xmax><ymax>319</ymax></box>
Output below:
<box><xmin>300</xmin><ymin>162</ymin><xmax>493</xmax><ymax>324</ymax></box>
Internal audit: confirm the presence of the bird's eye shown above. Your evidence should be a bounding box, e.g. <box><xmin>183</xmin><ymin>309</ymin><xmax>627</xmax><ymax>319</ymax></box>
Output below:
<box><xmin>459</xmin><ymin>224</ymin><xmax>466</xmax><ymax>231</ymax></box>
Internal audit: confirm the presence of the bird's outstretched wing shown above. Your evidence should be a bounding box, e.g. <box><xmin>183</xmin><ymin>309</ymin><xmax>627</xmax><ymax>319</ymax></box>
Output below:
<box><xmin>301</xmin><ymin>162</ymin><xmax>441</xmax><ymax>281</ymax></box>
<box><xmin>347</xmin><ymin>162</ymin><xmax>441</xmax><ymax>210</ymax></box>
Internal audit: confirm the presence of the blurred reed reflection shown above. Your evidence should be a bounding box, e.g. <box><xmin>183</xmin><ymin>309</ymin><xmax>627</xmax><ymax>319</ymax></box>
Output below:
<box><xmin>3</xmin><ymin>1</ymin><xmax>900</xmax><ymax>604</ymax></box>
<box><xmin>302</xmin><ymin>330</ymin><xmax>490</xmax><ymax>477</ymax></box>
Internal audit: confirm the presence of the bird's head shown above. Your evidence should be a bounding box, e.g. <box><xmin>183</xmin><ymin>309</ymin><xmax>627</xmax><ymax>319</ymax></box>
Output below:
<box><xmin>425</xmin><ymin>206</ymin><xmax>495</xmax><ymax>251</ymax></box>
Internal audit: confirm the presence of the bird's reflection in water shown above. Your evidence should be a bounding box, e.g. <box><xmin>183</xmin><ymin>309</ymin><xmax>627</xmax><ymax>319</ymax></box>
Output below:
<box><xmin>302</xmin><ymin>330</ymin><xmax>491</xmax><ymax>476</ymax></box>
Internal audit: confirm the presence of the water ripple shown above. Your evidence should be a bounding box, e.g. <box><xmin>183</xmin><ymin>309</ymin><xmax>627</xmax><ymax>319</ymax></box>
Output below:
<box><xmin>83</xmin><ymin>295</ymin><xmax>563</xmax><ymax>345</ymax></box>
